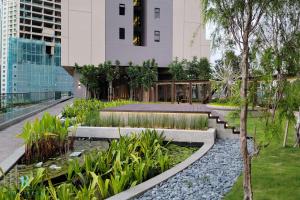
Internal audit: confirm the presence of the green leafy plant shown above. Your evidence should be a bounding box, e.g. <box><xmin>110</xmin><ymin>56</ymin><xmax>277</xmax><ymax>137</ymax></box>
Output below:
<box><xmin>18</xmin><ymin>113</ymin><xmax>72</xmax><ymax>164</ymax></box>
<box><xmin>62</xmin><ymin>99</ymin><xmax>136</xmax><ymax>124</ymax></box>
<box><xmin>0</xmin><ymin>130</ymin><xmax>198</xmax><ymax>199</ymax></box>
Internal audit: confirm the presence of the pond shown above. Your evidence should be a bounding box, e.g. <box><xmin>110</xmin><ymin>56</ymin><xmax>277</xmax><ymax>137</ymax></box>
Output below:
<box><xmin>0</xmin><ymin>139</ymin><xmax>109</xmax><ymax>186</ymax></box>
<box><xmin>1</xmin><ymin>138</ymin><xmax>199</xmax><ymax>191</ymax></box>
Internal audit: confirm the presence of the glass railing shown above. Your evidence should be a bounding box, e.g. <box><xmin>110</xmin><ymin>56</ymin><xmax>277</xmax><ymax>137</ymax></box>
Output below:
<box><xmin>0</xmin><ymin>91</ymin><xmax>72</xmax><ymax>111</ymax></box>
<box><xmin>0</xmin><ymin>91</ymin><xmax>72</xmax><ymax>124</ymax></box>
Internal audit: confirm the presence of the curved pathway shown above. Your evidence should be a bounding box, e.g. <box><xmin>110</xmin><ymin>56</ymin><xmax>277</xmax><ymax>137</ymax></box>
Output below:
<box><xmin>137</xmin><ymin>139</ymin><xmax>252</xmax><ymax>200</ymax></box>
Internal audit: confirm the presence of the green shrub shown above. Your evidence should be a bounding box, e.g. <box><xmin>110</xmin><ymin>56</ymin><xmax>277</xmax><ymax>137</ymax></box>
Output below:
<box><xmin>62</xmin><ymin>99</ymin><xmax>136</xmax><ymax>121</ymax></box>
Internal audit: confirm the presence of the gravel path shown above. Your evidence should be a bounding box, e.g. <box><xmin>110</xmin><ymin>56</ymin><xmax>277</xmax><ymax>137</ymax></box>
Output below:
<box><xmin>136</xmin><ymin>139</ymin><xmax>253</xmax><ymax>200</ymax></box>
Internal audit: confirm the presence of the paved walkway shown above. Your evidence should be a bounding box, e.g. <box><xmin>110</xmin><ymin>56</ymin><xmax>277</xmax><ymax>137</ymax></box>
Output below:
<box><xmin>0</xmin><ymin>99</ymin><xmax>73</xmax><ymax>163</ymax></box>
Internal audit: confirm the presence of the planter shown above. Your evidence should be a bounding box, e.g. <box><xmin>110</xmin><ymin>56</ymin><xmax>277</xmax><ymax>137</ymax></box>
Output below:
<box><xmin>1</xmin><ymin>127</ymin><xmax>215</xmax><ymax>200</ymax></box>
<box><xmin>69</xmin><ymin>126</ymin><xmax>216</xmax><ymax>144</ymax></box>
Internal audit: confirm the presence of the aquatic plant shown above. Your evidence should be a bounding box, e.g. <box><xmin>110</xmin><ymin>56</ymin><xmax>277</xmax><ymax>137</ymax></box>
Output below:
<box><xmin>18</xmin><ymin>112</ymin><xmax>73</xmax><ymax>164</ymax></box>
<box><xmin>0</xmin><ymin>130</ymin><xmax>197</xmax><ymax>199</ymax></box>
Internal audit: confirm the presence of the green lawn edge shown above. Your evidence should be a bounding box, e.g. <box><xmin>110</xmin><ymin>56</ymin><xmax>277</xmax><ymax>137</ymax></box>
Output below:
<box><xmin>224</xmin><ymin>116</ymin><xmax>300</xmax><ymax>200</ymax></box>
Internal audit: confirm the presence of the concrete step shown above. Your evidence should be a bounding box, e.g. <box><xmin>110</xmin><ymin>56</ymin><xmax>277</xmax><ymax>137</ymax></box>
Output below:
<box><xmin>208</xmin><ymin>113</ymin><xmax>239</xmax><ymax>139</ymax></box>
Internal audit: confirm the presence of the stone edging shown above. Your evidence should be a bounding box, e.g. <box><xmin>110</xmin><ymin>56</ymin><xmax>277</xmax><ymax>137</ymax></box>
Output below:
<box><xmin>0</xmin><ymin>145</ymin><xmax>25</xmax><ymax>179</ymax></box>
<box><xmin>107</xmin><ymin>141</ymin><xmax>214</xmax><ymax>200</ymax></box>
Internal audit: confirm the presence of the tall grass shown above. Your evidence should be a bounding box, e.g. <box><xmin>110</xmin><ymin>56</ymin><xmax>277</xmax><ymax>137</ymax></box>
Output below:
<box><xmin>84</xmin><ymin>112</ymin><xmax>208</xmax><ymax>130</ymax></box>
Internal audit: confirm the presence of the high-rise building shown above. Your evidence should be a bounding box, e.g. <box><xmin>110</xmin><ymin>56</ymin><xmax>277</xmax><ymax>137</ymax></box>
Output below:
<box><xmin>1</xmin><ymin>0</ymin><xmax>73</xmax><ymax>94</ymax></box>
<box><xmin>62</xmin><ymin>0</ymin><xmax>211</xmax><ymax>98</ymax></box>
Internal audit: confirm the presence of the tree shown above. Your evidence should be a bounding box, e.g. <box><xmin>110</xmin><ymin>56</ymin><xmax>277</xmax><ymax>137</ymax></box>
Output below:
<box><xmin>198</xmin><ymin>57</ymin><xmax>212</xmax><ymax>80</ymax></box>
<box><xmin>169</xmin><ymin>57</ymin><xmax>212</xmax><ymax>81</ymax></box>
<box><xmin>187</xmin><ymin>57</ymin><xmax>212</xmax><ymax>80</ymax></box>
<box><xmin>126</xmin><ymin>59</ymin><xmax>158</xmax><ymax>101</ymax></box>
<box><xmin>100</xmin><ymin>60</ymin><xmax>120</xmax><ymax>101</ymax></box>
<box><xmin>202</xmin><ymin>1</ymin><xmax>269</xmax><ymax>199</ymax></box>
<box><xmin>278</xmin><ymin>80</ymin><xmax>300</xmax><ymax>147</ymax></box>
<box><xmin>75</xmin><ymin>64</ymin><xmax>105</xmax><ymax>99</ymax></box>
<box><xmin>127</xmin><ymin>62</ymin><xmax>142</xmax><ymax>100</ymax></box>
<box><xmin>253</xmin><ymin>0</ymin><xmax>300</xmax><ymax>121</ymax></box>
<box><xmin>140</xmin><ymin>59</ymin><xmax>158</xmax><ymax>91</ymax></box>
<box><xmin>168</xmin><ymin>57</ymin><xmax>187</xmax><ymax>81</ymax></box>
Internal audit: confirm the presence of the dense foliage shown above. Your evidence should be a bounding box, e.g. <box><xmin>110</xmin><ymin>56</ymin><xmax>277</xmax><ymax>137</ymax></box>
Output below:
<box><xmin>0</xmin><ymin>130</ymin><xmax>196</xmax><ymax>199</ymax></box>
<box><xmin>75</xmin><ymin>64</ymin><xmax>106</xmax><ymax>99</ymax></box>
<box><xmin>77</xmin><ymin>59</ymin><xmax>158</xmax><ymax>101</ymax></box>
<box><xmin>168</xmin><ymin>57</ymin><xmax>212</xmax><ymax>81</ymax></box>
<box><xmin>61</xmin><ymin>99</ymin><xmax>136</xmax><ymax>123</ymax></box>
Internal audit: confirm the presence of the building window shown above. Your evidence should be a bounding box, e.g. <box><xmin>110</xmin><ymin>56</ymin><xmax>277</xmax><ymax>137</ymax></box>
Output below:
<box><xmin>154</xmin><ymin>8</ymin><xmax>160</xmax><ymax>19</ymax></box>
<box><xmin>119</xmin><ymin>4</ymin><xmax>125</xmax><ymax>15</ymax></box>
<box><xmin>119</xmin><ymin>28</ymin><xmax>125</xmax><ymax>40</ymax></box>
<box><xmin>154</xmin><ymin>31</ymin><xmax>160</xmax><ymax>42</ymax></box>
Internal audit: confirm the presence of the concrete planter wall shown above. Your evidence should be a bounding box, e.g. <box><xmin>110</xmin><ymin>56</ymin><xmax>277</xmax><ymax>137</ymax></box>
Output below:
<box><xmin>2</xmin><ymin>126</ymin><xmax>215</xmax><ymax>200</ymax></box>
<box><xmin>70</xmin><ymin>126</ymin><xmax>216</xmax><ymax>144</ymax></box>
<box><xmin>69</xmin><ymin>126</ymin><xmax>216</xmax><ymax>200</ymax></box>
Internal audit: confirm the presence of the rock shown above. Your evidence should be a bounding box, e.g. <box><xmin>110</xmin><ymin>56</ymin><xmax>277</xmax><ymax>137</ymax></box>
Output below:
<box><xmin>49</xmin><ymin>164</ymin><xmax>61</xmax><ymax>170</ymax></box>
<box><xmin>136</xmin><ymin>139</ymin><xmax>254</xmax><ymax>200</ymax></box>
<box><xmin>69</xmin><ymin>151</ymin><xmax>82</xmax><ymax>157</ymax></box>
<box><xmin>35</xmin><ymin>162</ymin><xmax>43</xmax><ymax>168</ymax></box>
<box><xmin>17</xmin><ymin>165</ymin><xmax>27</xmax><ymax>170</ymax></box>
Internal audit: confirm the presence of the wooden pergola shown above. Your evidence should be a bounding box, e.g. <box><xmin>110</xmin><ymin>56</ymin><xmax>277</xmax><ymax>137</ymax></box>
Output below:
<box><xmin>154</xmin><ymin>80</ymin><xmax>211</xmax><ymax>104</ymax></box>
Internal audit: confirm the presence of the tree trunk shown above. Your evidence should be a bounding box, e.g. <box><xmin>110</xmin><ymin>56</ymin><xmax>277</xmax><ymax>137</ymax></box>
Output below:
<box><xmin>295</xmin><ymin>123</ymin><xmax>300</xmax><ymax>148</ymax></box>
<box><xmin>240</xmin><ymin>35</ymin><xmax>253</xmax><ymax>200</ymax></box>
<box><xmin>130</xmin><ymin>88</ymin><xmax>133</xmax><ymax>100</ymax></box>
<box><xmin>295</xmin><ymin>108</ymin><xmax>300</xmax><ymax>148</ymax></box>
<box><xmin>140</xmin><ymin>88</ymin><xmax>143</xmax><ymax>102</ymax></box>
<box><xmin>283</xmin><ymin>120</ymin><xmax>289</xmax><ymax>147</ymax></box>
<box><xmin>108</xmin><ymin>81</ymin><xmax>113</xmax><ymax>101</ymax></box>
<box><xmin>271</xmin><ymin>72</ymin><xmax>284</xmax><ymax>122</ymax></box>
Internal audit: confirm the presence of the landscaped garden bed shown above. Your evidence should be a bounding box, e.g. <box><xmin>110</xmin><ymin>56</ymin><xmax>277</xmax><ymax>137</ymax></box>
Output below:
<box><xmin>84</xmin><ymin>112</ymin><xmax>208</xmax><ymax>130</ymax></box>
<box><xmin>0</xmin><ymin>100</ymin><xmax>208</xmax><ymax>199</ymax></box>
<box><xmin>61</xmin><ymin>99</ymin><xmax>209</xmax><ymax>131</ymax></box>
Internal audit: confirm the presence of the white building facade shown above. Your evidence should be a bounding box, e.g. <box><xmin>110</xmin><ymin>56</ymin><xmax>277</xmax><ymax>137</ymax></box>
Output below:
<box><xmin>61</xmin><ymin>0</ymin><xmax>211</xmax><ymax>97</ymax></box>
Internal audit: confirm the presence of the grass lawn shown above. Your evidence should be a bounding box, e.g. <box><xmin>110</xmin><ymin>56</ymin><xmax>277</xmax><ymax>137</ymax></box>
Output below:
<box><xmin>208</xmin><ymin>102</ymin><xmax>239</xmax><ymax>107</ymax></box>
<box><xmin>224</xmin><ymin>115</ymin><xmax>300</xmax><ymax>200</ymax></box>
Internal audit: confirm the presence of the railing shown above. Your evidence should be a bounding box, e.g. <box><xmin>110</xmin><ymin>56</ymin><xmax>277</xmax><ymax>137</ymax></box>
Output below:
<box><xmin>0</xmin><ymin>91</ymin><xmax>72</xmax><ymax>111</ymax></box>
